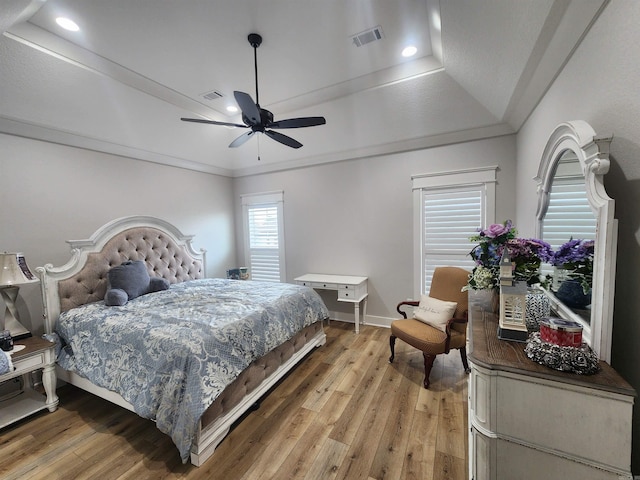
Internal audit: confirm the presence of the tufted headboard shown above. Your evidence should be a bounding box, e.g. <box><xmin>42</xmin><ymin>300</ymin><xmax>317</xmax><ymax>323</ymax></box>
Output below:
<box><xmin>38</xmin><ymin>216</ymin><xmax>206</xmax><ymax>334</ymax></box>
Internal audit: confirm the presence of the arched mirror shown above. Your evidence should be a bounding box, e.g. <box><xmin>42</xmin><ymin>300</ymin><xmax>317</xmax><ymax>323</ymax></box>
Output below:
<box><xmin>540</xmin><ymin>149</ymin><xmax>596</xmax><ymax>323</ymax></box>
<box><xmin>535</xmin><ymin>121</ymin><xmax>616</xmax><ymax>362</ymax></box>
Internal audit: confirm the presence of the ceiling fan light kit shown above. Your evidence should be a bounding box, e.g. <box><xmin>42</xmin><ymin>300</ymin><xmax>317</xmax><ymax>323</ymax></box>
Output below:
<box><xmin>181</xmin><ymin>33</ymin><xmax>326</xmax><ymax>150</ymax></box>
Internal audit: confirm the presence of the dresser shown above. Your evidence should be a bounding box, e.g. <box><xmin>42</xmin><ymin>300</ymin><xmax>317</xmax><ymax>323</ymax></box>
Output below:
<box><xmin>468</xmin><ymin>307</ymin><xmax>635</xmax><ymax>480</ymax></box>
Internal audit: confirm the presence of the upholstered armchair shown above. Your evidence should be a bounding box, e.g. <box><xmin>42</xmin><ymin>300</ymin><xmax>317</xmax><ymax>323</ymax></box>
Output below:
<box><xmin>389</xmin><ymin>266</ymin><xmax>471</xmax><ymax>389</ymax></box>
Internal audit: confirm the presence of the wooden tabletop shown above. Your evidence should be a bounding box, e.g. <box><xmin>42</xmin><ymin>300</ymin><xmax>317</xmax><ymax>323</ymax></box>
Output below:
<box><xmin>468</xmin><ymin>306</ymin><xmax>636</xmax><ymax>397</ymax></box>
<box><xmin>9</xmin><ymin>336</ymin><xmax>54</xmax><ymax>360</ymax></box>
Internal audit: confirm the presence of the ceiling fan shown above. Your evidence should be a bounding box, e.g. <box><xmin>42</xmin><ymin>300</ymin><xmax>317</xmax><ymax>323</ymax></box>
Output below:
<box><xmin>181</xmin><ymin>33</ymin><xmax>326</xmax><ymax>149</ymax></box>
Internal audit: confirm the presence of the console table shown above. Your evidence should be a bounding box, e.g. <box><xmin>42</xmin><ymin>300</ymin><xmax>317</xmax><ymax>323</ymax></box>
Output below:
<box><xmin>294</xmin><ymin>274</ymin><xmax>368</xmax><ymax>333</ymax></box>
<box><xmin>468</xmin><ymin>306</ymin><xmax>635</xmax><ymax>479</ymax></box>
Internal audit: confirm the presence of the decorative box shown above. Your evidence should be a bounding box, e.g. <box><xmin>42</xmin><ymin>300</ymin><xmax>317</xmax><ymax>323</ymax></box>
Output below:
<box><xmin>226</xmin><ymin>267</ymin><xmax>249</xmax><ymax>280</ymax></box>
<box><xmin>539</xmin><ymin>317</ymin><xmax>583</xmax><ymax>347</ymax></box>
<box><xmin>525</xmin><ymin>290</ymin><xmax>550</xmax><ymax>332</ymax></box>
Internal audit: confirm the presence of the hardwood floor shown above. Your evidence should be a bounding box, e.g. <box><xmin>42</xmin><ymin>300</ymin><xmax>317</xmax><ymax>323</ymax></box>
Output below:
<box><xmin>0</xmin><ymin>322</ymin><xmax>469</xmax><ymax>480</ymax></box>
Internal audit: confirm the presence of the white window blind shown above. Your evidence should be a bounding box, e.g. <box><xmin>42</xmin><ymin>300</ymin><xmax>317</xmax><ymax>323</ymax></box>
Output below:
<box><xmin>242</xmin><ymin>191</ymin><xmax>286</xmax><ymax>282</ymax></box>
<box><xmin>540</xmin><ymin>177</ymin><xmax>595</xmax><ymax>278</ymax></box>
<box><xmin>542</xmin><ymin>178</ymin><xmax>596</xmax><ymax>249</ymax></box>
<box><xmin>421</xmin><ymin>186</ymin><xmax>483</xmax><ymax>293</ymax></box>
<box><xmin>412</xmin><ymin>167</ymin><xmax>496</xmax><ymax>297</ymax></box>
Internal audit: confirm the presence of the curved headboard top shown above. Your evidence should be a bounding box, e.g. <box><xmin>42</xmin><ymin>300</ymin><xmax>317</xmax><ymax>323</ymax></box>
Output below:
<box><xmin>38</xmin><ymin>216</ymin><xmax>206</xmax><ymax>333</ymax></box>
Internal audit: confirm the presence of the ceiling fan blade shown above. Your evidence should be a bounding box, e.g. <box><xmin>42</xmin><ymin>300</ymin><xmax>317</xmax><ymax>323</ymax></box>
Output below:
<box><xmin>181</xmin><ymin>117</ymin><xmax>247</xmax><ymax>128</ymax></box>
<box><xmin>234</xmin><ymin>91</ymin><xmax>261</xmax><ymax>125</ymax></box>
<box><xmin>229</xmin><ymin>130</ymin><xmax>256</xmax><ymax>148</ymax></box>
<box><xmin>264</xmin><ymin>130</ymin><xmax>303</xmax><ymax>149</ymax></box>
<box><xmin>268</xmin><ymin>117</ymin><xmax>326</xmax><ymax>129</ymax></box>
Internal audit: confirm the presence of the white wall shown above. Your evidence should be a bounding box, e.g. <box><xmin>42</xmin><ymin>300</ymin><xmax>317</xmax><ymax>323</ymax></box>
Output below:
<box><xmin>515</xmin><ymin>1</ymin><xmax>640</xmax><ymax>472</ymax></box>
<box><xmin>233</xmin><ymin>134</ymin><xmax>517</xmax><ymax>323</ymax></box>
<box><xmin>0</xmin><ymin>133</ymin><xmax>237</xmax><ymax>335</ymax></box>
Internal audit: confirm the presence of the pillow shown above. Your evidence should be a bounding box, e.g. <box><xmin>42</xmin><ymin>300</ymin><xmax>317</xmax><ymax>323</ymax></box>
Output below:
<box><xmin>107</xmin><ymin>260</ymin><xmax>150</xmax><ymax>300</ymax></box>
<box><xmin>104</xmin><ymin>261</ymin><xmax>171</xmax><ymax>306</ymax></box>
<box><xmin>104</xmin><ymin>288</ymin><xmax>128</xmax><ymax>307</ymax></box>
<box><xmin>148</xmin><ymin>276</ymin><xmax>170</xmax><ymax>293</ymax></box>
<box><xmin>413</xmin><ymin>295</ymin><xmax>458</xmax><ymax>332</ymax></box>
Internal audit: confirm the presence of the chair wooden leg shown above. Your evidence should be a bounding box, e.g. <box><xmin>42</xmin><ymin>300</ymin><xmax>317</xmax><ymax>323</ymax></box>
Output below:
<box><xmin>459</xmin><ymin>347</ymin><xmax>471</xmax><ymax>374</ymax></box>
<box><xmin>422</xmin><ymin>353</ymin><xmax>436</xmax><ymax>389</ymax></box>
<box><xmin>389</xmin><ymin>335</ymin><xmax>396</xmax><ymax>363</ymax></box>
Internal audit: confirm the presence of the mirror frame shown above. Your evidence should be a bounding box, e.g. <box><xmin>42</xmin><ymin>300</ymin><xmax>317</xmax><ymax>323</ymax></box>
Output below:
<box><xmin>535</xmin><ymin>120</ymin><xmax>616</xmax><ymax>363</ymax></box>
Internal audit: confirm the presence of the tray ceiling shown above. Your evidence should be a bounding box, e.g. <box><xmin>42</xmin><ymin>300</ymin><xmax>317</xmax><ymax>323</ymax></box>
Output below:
<box><xmin>0</xmin><ymin>0</ymin><xmax>607</xmax><ymax>176</ymax></box>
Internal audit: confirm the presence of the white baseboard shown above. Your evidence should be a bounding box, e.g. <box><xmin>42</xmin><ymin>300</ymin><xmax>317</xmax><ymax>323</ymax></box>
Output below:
<box><xmin>327</xmin><ymin>310</ymin><xmax>392</xmax><ymax>329</ymax></box>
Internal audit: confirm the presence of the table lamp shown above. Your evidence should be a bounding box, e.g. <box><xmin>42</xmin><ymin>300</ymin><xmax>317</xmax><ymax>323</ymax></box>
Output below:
<box><xmin>0</xmin><ymin>252</ymin><xmax>39</xmax><ymax>339</ymax></box>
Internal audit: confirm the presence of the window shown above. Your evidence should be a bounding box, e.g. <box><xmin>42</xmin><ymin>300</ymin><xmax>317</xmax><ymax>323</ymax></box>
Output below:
<box><xmin>413</xmin><ymin>167</ymin><xmax>497</xmax><ymax>296</ymax></box>
<box><xmin>241</xmin><ymin>191</ymin><xmax>286</xmax><ymax>282</ymax></box>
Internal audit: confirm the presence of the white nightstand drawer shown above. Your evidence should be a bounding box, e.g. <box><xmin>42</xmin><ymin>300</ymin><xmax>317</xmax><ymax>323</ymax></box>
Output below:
<box><xmin>14</xmin><ymin>353</ymin><xmax>45</xmax><ymax>374</ymax></box>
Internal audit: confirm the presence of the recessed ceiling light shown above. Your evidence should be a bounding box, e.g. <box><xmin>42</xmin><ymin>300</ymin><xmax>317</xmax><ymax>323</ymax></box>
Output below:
<box><xmin>402</xmin><ymin>45</ymin><xmax>417</xmax><ymax>58</ymax></box>
<box><xmin>56</xmin><ymin>17</ymin><xmax>80</xmax><ymax>32</ymax></box>
<box><xmin>226</xmin><ymin>105</ymin><xmax>238</xmax><ymax>113</ymax></box>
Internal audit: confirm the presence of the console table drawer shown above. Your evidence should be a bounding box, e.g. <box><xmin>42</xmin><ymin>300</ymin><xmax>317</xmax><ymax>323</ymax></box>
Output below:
<box><xmin>338</xmin><ymin>283</ymin><xmax>366</xmax><ymax>300</ymax></box>
<box><xmin>338</xmin><ymin>288</ymin><xmax>353</xmax><ymax>300</ymax></box>
<box><xmin>312</xmin><ymin>282</ymin><xmax>337</xmax><ymax>289</ymax></box>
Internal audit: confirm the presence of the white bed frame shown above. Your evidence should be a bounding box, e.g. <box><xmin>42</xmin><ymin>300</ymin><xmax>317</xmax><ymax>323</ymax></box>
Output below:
<box><xmin>37</xmin><ymin>215</ymin><xmax>326</xmax><ymax>466</ymax></box>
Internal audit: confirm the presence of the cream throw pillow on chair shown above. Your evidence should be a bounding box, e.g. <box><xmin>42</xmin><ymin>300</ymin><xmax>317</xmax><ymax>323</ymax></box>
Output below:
<box><xmin>413</xmin><ymin>295</ymin><xmax>458</xmax><ymax>332</ymax></box>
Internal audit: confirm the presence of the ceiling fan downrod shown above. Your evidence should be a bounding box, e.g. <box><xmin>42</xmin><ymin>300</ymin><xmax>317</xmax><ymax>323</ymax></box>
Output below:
<box><xmin>248</xmin><ymin>33</ymin><xmax>262</xmax><ymax>106</ymax></box>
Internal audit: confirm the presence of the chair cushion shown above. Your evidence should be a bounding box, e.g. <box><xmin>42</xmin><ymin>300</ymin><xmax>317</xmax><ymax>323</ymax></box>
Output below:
<box><xmin>413</xmin><ymin>294</ymin><xmax>457</xmax><ymax>332</ymax></box>
<box><xmin>429</xmin><ymin>266</ymin><xmax>470</xmax><ymax>318</ymax></box>
<box><xmin>391</xmin><ymin>318</ymin><xmax>466</xmax><ymax>355</ymax></box>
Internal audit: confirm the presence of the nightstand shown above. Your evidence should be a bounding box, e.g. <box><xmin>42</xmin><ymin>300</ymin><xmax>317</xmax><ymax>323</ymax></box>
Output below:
<box><xmin>0</xmin><ymin>336</ymin><xmax>58</xmax><ymax>428</ymax></box>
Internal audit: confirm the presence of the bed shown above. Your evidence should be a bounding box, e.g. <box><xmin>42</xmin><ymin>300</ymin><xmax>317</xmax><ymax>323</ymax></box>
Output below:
<box><xmin>38</xmin><ymin>215</ymin><xmax>328</xmax><ymax>466</ymax></box>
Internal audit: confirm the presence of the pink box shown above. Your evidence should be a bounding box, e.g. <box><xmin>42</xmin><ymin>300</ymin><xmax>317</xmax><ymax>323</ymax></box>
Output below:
<box><xmin>539</xmin><ymin>317</ymin><xmax>583</xmax><ymax>347</ymax></box>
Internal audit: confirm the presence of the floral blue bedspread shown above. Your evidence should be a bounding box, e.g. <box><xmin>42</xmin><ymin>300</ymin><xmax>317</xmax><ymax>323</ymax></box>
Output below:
<box><xmin>55</xmin><ymin>278</ymin><xmax>328</xmax><ymax>462</ymax></box>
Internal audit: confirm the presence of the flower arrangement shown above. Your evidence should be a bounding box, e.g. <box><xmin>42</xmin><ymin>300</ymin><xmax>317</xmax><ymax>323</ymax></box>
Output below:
<box><xmin>466</xmin><ymin>220</ymin><xmax>516</xmax><ymax>290</ymax></box>
<box><xmin>549</xmin><ymin>239</ymin><xmax>594</xmax><ymax>293</ymax></box>
<box><xmin>505</xmin><ymin>237</ymin><xmax>553</xmax><ymax>285</ymax></box>
<box><xmin>466</xmin><ymin>220</ymin><xmax>552</xmax><ymax>289</ymax></box>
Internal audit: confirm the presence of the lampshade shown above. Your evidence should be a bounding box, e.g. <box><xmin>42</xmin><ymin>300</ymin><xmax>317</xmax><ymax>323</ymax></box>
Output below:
<box><xmin>0</xmin><ymin>253</ymin><xmax>39</xmax><ymax>287</ymax></box>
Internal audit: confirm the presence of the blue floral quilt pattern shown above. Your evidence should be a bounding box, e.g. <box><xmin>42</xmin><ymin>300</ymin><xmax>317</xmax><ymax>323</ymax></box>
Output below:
<box><xmin>55</xmin><ymin>278</ymin><xmax>328</xmax><ymax>462</ymax></box>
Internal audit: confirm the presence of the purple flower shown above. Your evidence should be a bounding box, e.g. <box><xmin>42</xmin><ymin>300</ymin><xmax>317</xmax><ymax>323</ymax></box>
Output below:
<box><xmin>551</xmin><ymin>239</ymin><xmax>594</xmax><ymax>267</ymax></box>
<box><xmin>482</xmin><ymin>220</ymin><xmax>513</xmax><ymax>238</ymax></box>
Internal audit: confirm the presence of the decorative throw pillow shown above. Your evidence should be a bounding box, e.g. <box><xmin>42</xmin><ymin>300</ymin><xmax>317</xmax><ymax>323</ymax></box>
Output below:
<box><xmin>104</xmin><ymin>288</ymin><xmax>129</xmax><ymax>307</ymax></box>
<box><xmin>413</xmin><ymin>295</ymin><xmax>458</xmax><ymax>332</ymax></box>
<box><xmin>104</xmin><ymin>260</ymin><xmax>169</xmax><ymax>306</ymax></box>
<box><xmin>107</xmin><ymin>260</ymin><xmax>150</xmax><ymax>300</ymax></box>
<box><xmin>148</xmin><ymin>276</ymin><xmax>170</xmax><ymax>293</ymax></box>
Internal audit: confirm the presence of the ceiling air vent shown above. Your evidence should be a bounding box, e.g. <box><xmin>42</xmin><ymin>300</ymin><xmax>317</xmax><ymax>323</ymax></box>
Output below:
<box><xmin>201</xmin><ymin>90</ymin><xmax>224</xmax><ymax>102</ymax></box>
<box><xmin>351</xmin><ymin>26</ymin><xmax>384</xmax><ymax>47</ymax></box>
